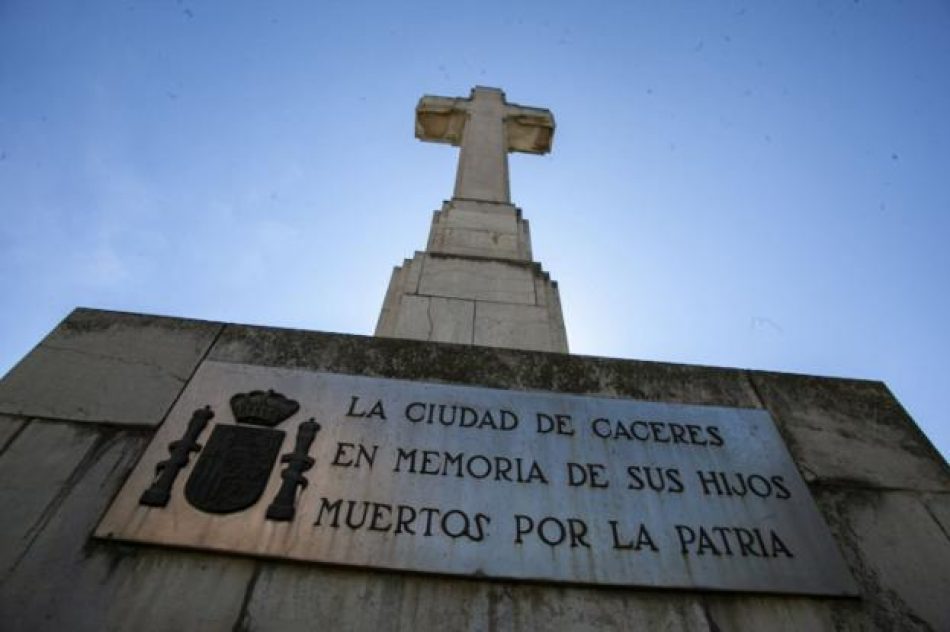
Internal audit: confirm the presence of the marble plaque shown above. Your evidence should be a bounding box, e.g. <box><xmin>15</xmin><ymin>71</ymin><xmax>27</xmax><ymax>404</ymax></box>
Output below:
<box><xmin>97</xmin><ymin>360</ymin><xmax>857</xmax><ymax>595</ymax></box>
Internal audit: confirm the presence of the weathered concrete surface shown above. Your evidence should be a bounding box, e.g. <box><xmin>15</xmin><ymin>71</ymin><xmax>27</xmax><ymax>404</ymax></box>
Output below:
<box><xmin>377</xmin><ymin>252</ymin><xmax>567</xmax><ymax>352</ymax></box>
<box><xmin>749</xmin><ymin>371</ymin><xmax>949</xmax><ymax>491</ymax></box>
<box><xmin>427</xmin><ymin>201</ymin><xmax>532</xmax><ymax>261</ymax></box>
<box><xmin>0</xmin><ymin>308</ymin><xmax>222</xmax><ymax>426</ymax></box>
<box><xmin>241</xmin><ymin>564</ymin><xmax>712</xmax><ymax>632</ymax></box>
<box><xmin>1</xmin><ymin>309</ymin><xmax>948</xmax><ymax>631</ymax></box>
<box><xmin>209</xmin><ymin>323</ymin><xmax>760</xmax><ymax>408</ymax></box>
<box><xmin>0</xmin><ymin>420</ymin><xmax>98</xmax><ymax>574</ymax></box>
<box><xmin>392</xmin><ymin>294</ymin><xmax>475</xmax><ymax>344</ymax></box>
<box><xmin>0</xmin><ymin>420</ymin><xmax>255</xmax><ymax>632</ymax></box>
<box><xmin>815</xmin><ymin>488</ymin><xmax>950</xmax><ymax>631</ymax></box>
<box><xmin>418</xmin><ymin>256</ymin><xmax>539</xmax><ymax>305</ymax></box>
<box><xmin>474</xmin><ymin>300</ymin><xmax>567</xmax><ymax>352</ymax></box>
<box><xmin>703</xmin><ymin>594</ymin><xmax>871</xmax><ymax>631</ymax></box>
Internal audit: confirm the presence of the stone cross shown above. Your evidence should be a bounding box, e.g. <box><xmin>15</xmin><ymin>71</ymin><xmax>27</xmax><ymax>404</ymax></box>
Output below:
<box><xmin>415</xmin><ymin>86</ymin><xmax>555</xmax><ymax>204</ymax></box>
<box><xmin>377</xmin><ymin>86</ymin><xmax>568</xmax><ymax>353</ymax></box>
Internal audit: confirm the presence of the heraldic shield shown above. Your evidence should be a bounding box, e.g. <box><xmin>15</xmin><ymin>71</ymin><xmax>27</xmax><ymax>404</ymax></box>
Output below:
<box><xmin>184</xmin><ymin>425</ymin><xmax>285</xmax><ymax>514</ymax></box>
<box><xmin>139</xmin><ymin>388</ymin><xmax>319</xmax><ymax>520</ymax></box>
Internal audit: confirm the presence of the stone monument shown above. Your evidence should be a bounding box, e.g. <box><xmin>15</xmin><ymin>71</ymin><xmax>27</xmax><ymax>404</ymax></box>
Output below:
<box><xmin>376</xmin><ymin>87</ymin><xmax>567</xmax><ymax>352</ymax></box>
<box><xmin>0</xmin><ymin>87</ymin><xmax>947</xmax><ymax>631</ymax></box>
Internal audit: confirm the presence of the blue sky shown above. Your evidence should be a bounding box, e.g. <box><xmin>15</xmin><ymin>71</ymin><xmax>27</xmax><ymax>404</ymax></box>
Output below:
<box><xmin>1</xmin><ymin>1</ymin><xmax>948</xmax><ymax>459</ymax></box>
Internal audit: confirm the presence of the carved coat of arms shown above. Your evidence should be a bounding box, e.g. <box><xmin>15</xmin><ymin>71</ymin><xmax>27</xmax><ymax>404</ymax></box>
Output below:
<box><xmin>138</xmin><ymin>389</ymin><xmax>319</xmax><ymax>521</ymax></box>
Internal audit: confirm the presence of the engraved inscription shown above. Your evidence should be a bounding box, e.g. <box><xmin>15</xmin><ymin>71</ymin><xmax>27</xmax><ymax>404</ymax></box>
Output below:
<box><xmin>99</xmin><ymin>362</ymin><xmax>858</xmax><ymax>596</ymax></box>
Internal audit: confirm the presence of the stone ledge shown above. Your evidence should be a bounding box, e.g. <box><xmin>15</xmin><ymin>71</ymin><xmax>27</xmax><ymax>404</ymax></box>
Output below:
<box><xmin>0</xmin><ymin>308</ymin><xmax>223</xmax><ymax>427</ymax></box>
<box><xmin>207</xmin><ymin>321</ymin><xmax>759</xmax><ymax>408</ymax></box>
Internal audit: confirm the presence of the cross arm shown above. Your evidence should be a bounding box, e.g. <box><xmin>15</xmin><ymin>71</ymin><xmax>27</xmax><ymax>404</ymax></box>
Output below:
<box><xmin>415</xmin><ymin>95</ymin><xmax>469</xmax><ymax>147</ymax></box>
<box><xmin>415</xmin><ymin>95</ymin><xmax>555</xmax><ymax>154</ymax></box>
<box><xmin>504</xmin><ymin>102</ymin><xmax>555</xmax><ymax>155</ymax></box>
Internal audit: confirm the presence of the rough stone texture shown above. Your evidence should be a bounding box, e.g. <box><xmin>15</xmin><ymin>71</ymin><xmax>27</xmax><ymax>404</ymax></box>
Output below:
<box><xmin>392</xmin><ymin>294</ymin><xmax>475</xmax><ymax>344</ymax></box>
<box><xmin>375</xmin><ymin>257</ymin><xmax>421</xmax><ymax>338</ymax></box>
<box><xmin>0</xmin><ymin>308</ymin><xmax>222</xmax><ymax>426</ymax></box>
<box><xmin>431</xmin><ymin>224</ymin><xmax>522</xmax><ymax>260</ymax></box>
<box><xmin>0</xmin><ymin>420</ymin><xmax>98</xmax><ymax>574</ymax></box>
<box><xmin>377</xmin><ymin>252</ymin><xmax>567</xmax><ymax>353</ymax></box>
<box><xmin>749</xmin><ymin>371</ymin><xmax>949</xmax><ymax>491</ymax></box>
<box><xmin>815</xmin><ymin>488</ymin><xmax>950</xmax><ymax>630</ymax></box>
<box><xmin>241</xmin><ymin>564</ymin><xmax>712</xmax><ymax>631</ymax></box>
<box><xmin>0</xmin><ymin>420</ymin><xmax>255</xmax><ymax>632</ymax></box>
<box><xmin>210</xmin><ymin>323</ymin><xmax>760</xmax><ymax>408</ymax></box>
<box><xmin>1</xmin><ymin>309</ymin><xmax>948</xmax><ymax>630</ymax></box>
<box><xmin>427</xmin><ymin>199</ymin><xmax>533</xmax><ymax>262</ymax></box>
<box><xmin>474</xmin><ymin>301</ymin><xmax>565</xmax><ymax>352</ymax></box>
<box><xmin>702</xmin><ymin>594</ymin><xmax>870</xmax><ymax>631</ymax></box>
<box><xmin>417</xmin><ymin>255</ymin><xmax>538</xmax><ymax>304</ymax></box>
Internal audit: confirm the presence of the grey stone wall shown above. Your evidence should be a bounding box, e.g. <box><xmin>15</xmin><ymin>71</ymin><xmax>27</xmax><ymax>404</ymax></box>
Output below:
<box><xmin>0</xmin><ymin>307</ymin><xmax>947</xmax><ymax>631</ymax></box>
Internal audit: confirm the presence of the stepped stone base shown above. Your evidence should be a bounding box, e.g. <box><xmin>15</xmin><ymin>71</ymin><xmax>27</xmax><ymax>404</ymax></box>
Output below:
<box><xmin>376</xmin><ymin>198</ymin><xmax>568</xmax><ymax>353</ymax></box>
<box><xmin>376</xmin><ymin>251</ymin><xmax>567</xmax><ymax>352</ymax></box>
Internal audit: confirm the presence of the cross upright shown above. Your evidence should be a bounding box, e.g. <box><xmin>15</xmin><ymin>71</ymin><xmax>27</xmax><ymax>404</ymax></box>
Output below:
<box><xmin>415</xmin><ymin>86</ymin><xmax>555</xmax><ymax>204</ymax></box>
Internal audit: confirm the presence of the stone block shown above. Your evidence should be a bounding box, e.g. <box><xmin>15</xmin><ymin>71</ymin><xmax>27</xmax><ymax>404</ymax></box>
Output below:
<box><xmin>0</xmin><ymin>308</ymin><xmax>223</xmax><ymax>426</ymax></box>
<box><xmin>439</xmin><ymin>201</ymin><xmax>522</xmax><ymax>232</ymax></box>
<box><xmin>816</xmin><ymin>488</ymin><xmax>950</xmax><ymax>630</ymax></box>
<box><xmin>749</xmin><ymin>372</ymin><xmax>950</xmax><ymax>491</ymax></box>
<box><xmin>401</xmin><ymin>254</ymin><xmax>424</xmax><ymax>293</ymax></box>
<box><xmin>0</xmin><ymin>419</ymin><xmax>98</xmax><ymax>574</ymax></box>
<box><xmin>392</xmin><ymin>294</ymin><xmax>474</xmax><ymax>344</ymax></box>
<box><xmin>547</xmin><ymin>284</ymin><xmax>569</xmax><ymax>351</ymax></box>
<box><xmin>418</xmin><ymin>255</ymin><xmax>538</xmax><ymax>305</ymax></box>
<box><xmin>533</xmin><ymin>274</ymin><xmax>550</xmax><ymax>307</ymax></box>
<box><xmin>0</xmin><ymin>423</ymin><xmax>255</xmax><ymax>631</ymax></box>
<box><xmin>445</xmin><ymin>198</ymin><xmax>522</xmax><ymax>216</ymax></box>
<box><xmin>474</xmin><ymin>301</ymin><xmax>564</xmax><ymax>352</ymax></box>
<box><xmin>519</xmin><ymin>218</ymin><xmax>533</xmax><ymax>260</ymax></box>
<box><xmin>374</xmin><ymin>266</ymin><xmax>404</xmax><ymax>336</ymax></box>
<box><xmin>239</xmin><ymin>563</ymin><xmax>712</xmax><ymax>631</ymax></box>
<box><xmin>429</xmin><ymin>226</ymin><xmax>525</xmax><ymax>261</ymax></box>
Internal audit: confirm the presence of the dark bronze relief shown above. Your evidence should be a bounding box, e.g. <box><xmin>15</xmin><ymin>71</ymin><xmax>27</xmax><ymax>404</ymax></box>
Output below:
<box><xmin>138</xmin><ymin>389</ymin><xmax>318</xmax><ymax>521</ymax></box>
<box><xmin>266</xmin><ymin>419</ymin><xmax>321</xmax><ymax>521</ymax></box>
<box><xmin>140</xmin><ymin>405</ymin><xmax>214</xmax><ymax>507</ymax></box>
<box><xmin>185</xmin><ymin>425</ymin><xmax>285</xmax><ymax>514</ymax></box>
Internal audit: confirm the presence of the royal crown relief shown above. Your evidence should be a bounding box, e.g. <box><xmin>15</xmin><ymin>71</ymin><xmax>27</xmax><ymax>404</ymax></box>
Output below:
<box><xmin>139</xmin><ymin>389</ymin><xmax>320</xmax><ymax>521</ymax></box>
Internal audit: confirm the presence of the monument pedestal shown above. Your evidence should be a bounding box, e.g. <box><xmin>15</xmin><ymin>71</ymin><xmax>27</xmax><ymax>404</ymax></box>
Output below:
<box><xmin>0</xmin><ymin>307</ymin><xmax>947</xmax><ymax>630</ymax></box>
